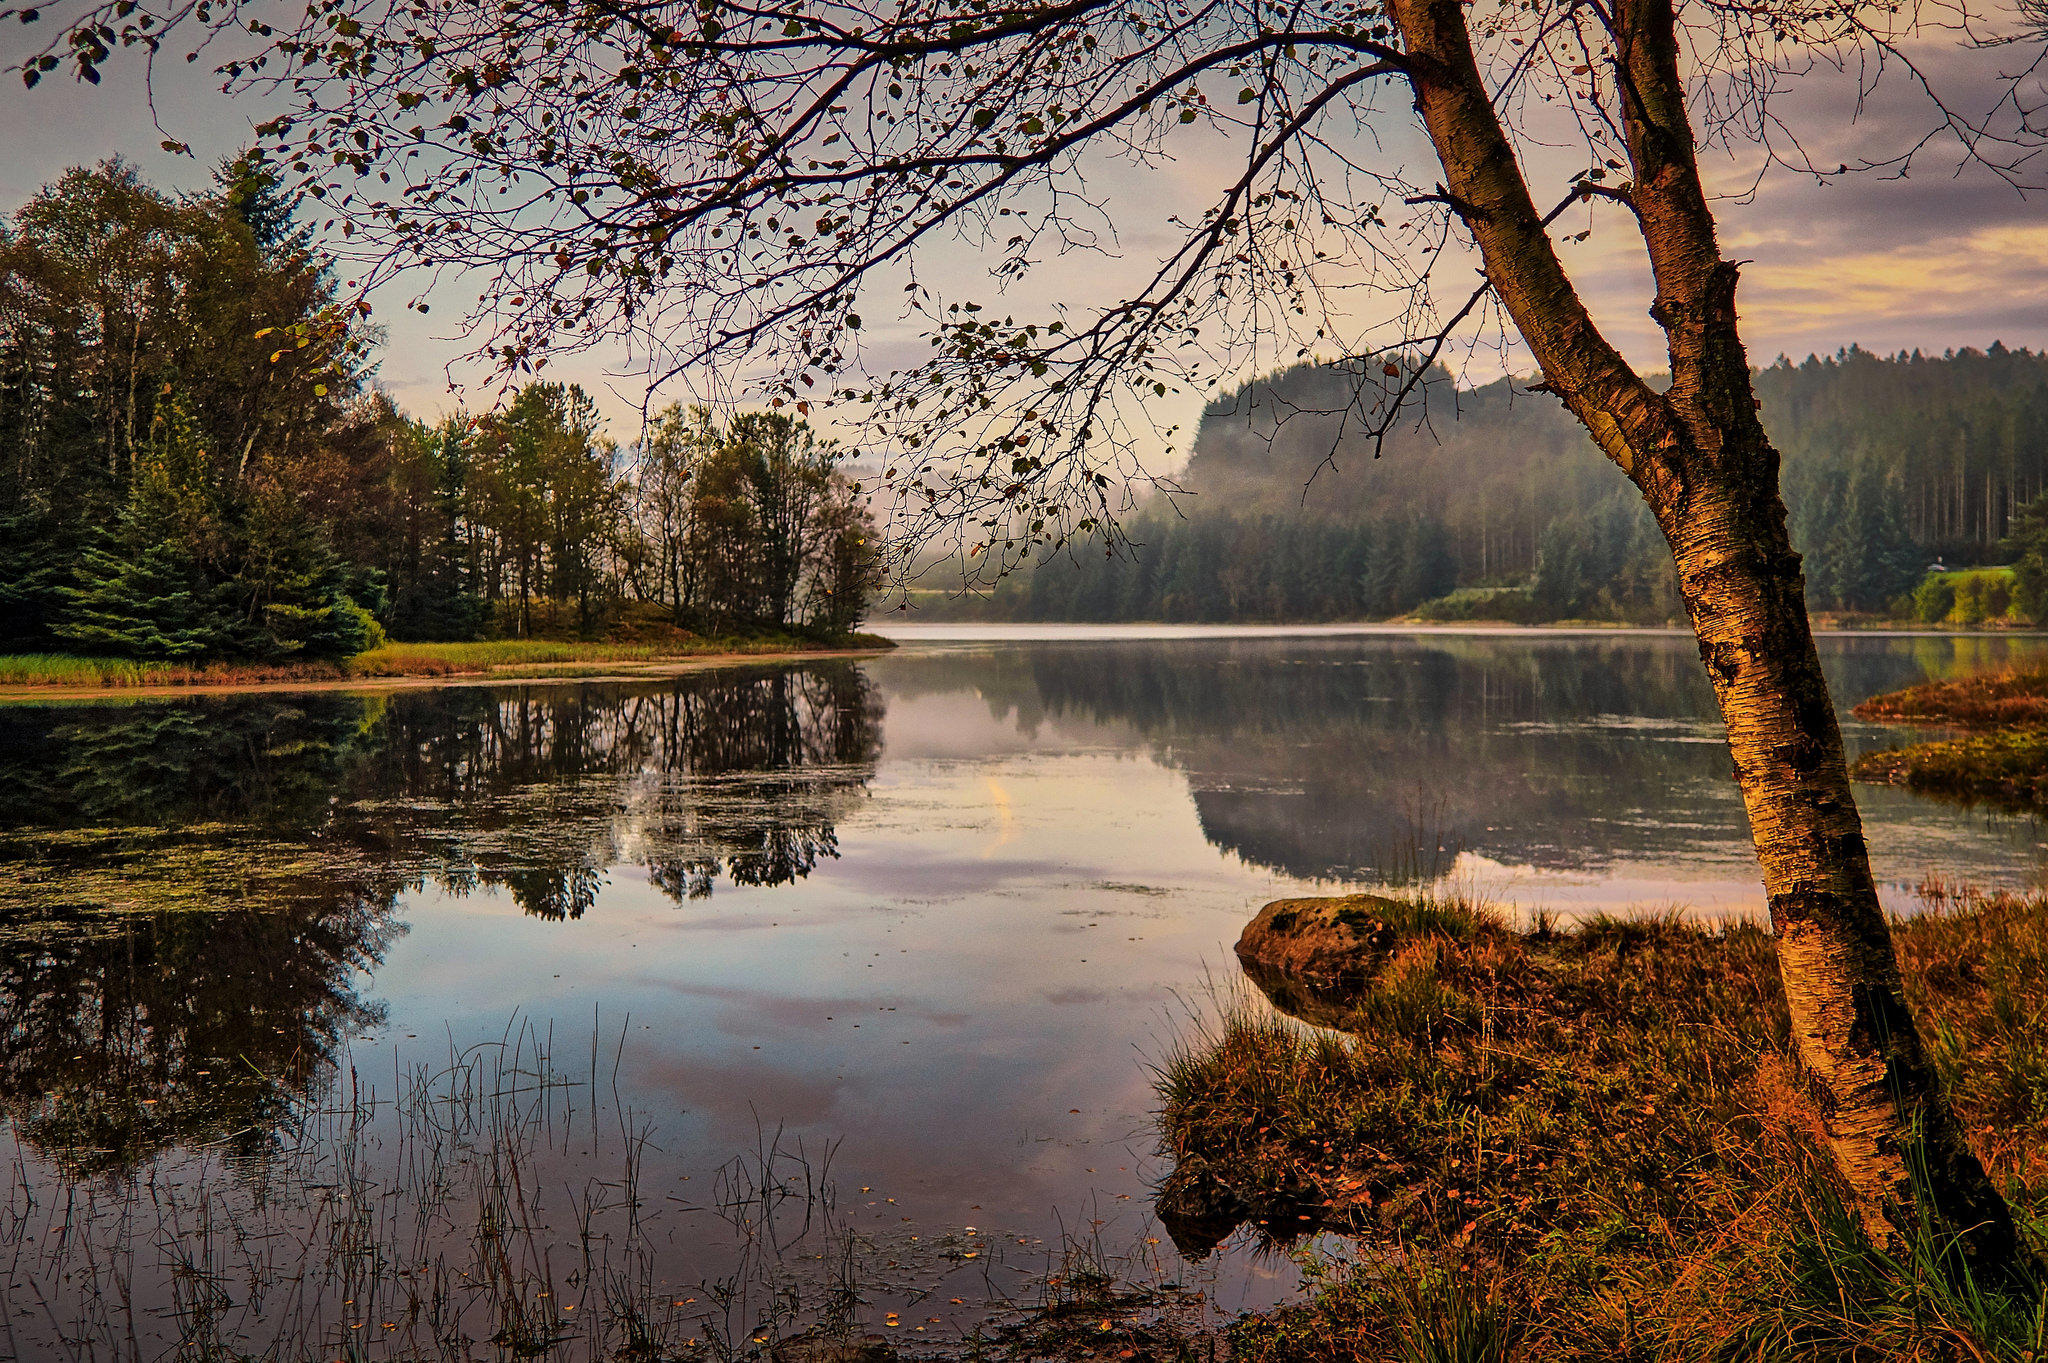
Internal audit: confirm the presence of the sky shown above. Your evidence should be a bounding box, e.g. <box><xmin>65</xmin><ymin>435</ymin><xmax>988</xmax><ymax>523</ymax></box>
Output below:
<box><xmin>2</xmin><ymin>22</ymin><xmax>2044</xmax><ymax>473</ymax></box>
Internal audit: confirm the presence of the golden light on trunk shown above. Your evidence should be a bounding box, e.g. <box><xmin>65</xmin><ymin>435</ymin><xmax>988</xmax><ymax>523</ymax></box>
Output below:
<box><xmin>1386</xmin><ymin>0</ymin><xmax>2031</xmax><ymax>1277</ymax></box>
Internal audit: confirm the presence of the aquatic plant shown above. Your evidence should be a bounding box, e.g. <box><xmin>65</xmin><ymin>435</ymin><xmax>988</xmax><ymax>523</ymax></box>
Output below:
<box><xmin>1853</xmin><ymin>728</ymin><xmax>2048</xmax><ymax>813</ymax></box>
<box><xmin>1853</xmin><ymin>664</ymin><xmax>2048</xmax><ymax>730</ymax></box>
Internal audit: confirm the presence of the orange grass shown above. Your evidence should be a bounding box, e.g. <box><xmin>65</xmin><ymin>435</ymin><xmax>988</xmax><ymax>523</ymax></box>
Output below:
<box><xmin>1162</xmin><ymin>894</ymin><xmax>2048</xmax><ymax>1360</ymax></box>
<box><xmin>1853</xmin><ymin>664</ymin><xmax>2048</xmax><ymax>728</ymax></box>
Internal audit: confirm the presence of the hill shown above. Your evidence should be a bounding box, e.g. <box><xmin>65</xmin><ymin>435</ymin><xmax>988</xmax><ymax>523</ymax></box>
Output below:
<box><xmin>927</xmin><ymin>345</ymin><xmax>2048</xmax><ymax>624</ymax></box>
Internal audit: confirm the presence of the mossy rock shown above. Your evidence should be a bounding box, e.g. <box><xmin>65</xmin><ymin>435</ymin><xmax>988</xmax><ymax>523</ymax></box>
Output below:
<box><xmin>1235</xmin><ymin>893</ymin><xmax>1485</xmax><ymax>980</ymax></box>
<box><xmin>1153</xmin><ymin>1168</ymin><xmax>1254</xmax><ymax>1259</ymax></box>
<box><xmin>1235</xmin><ymin>893</ymin><xmax>1491</xmax><ymax>1030</ymax></box>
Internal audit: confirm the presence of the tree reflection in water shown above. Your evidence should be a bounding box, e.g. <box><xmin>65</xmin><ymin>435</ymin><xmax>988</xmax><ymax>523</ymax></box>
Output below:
<box><xmin>331</xmin><ymin>662</ymin><xmax>883</xmax><ymax>915</ymax></box>
<box><xmin>0</xmin><ymin>662</ymin><xmax>883</xmax><ymax>1170</ymax></box>
<box><xmin>885</xmin><ymin>633</ymin><xmax>2035</xmax><ymax>890</ymax></box>
<box><xmin>0</xmin><ymin>898</ymin><xmax>396</xmax><ymax>1176</ymax></box>
<box><xmin>1021</xmin><ymin>637</ymin><xmax>1714</xmax><ymax>885</ymax></box>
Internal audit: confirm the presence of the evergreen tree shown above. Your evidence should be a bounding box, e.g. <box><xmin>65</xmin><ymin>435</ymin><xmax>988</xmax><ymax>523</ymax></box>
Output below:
<box><xmin>1112</xmin><ymin>525</ymin><xmax>1161</xmax><ymax>619</ymax></box>
<box><xmin>215</xmin><ymin>152</ymin><xmax>314</xmax><ymax>258</ymax></box>
<box><xmin>385</xmin><ymin>422</ymin><xmax>484</xmax><ymax>641</ymax></box>
<box><xmin>56</xmin><ymin>397</ymin><xmax>234</xmax><ymax>658</ymax></box>
<box><xmin>53</xmin><ymin>396</ymin><xmax>373</xmax><ymax>661</ymax></box>
<box><xmin>59</xmin><ymin>539</ymin><xmax>229</xmax><ymax>658</ymax></box>
<box><xmin>227</xmin><ymin>481</ymin><xmax>379</xmax><ymax>659</ymax></box>
<box><xmin>1819</xmin><ymin>460</ymin><xmax>1924</xmax><ymax>612</ymax></box>
<box><xmin>1358</xmin><ymin>519</ymin><xmax>1403</xmax><ymax>615</ymax></box>
<box><xmin>1533</xmin><ymin>514</ymin><xmax>1590</xmax><ymax>616</ymax></box>
<box><xmin>0</xmin><ymin>504</ymin><xmax>69</xmax><ymax>648</ymax></box>
<box><xmin>1396</xmin><ymin>518</ymin><xmax>1457</xmax><ymax>610</ymax></box>
<box><xmin>2005</xmin><ymin>491</ymin><xmax>2048</xmax><ymax>624</ymax></box>
<box><xmin>1791</xmin><ymin>469</ymin><xmax>1846</xmax><ymax>608</ymax></box>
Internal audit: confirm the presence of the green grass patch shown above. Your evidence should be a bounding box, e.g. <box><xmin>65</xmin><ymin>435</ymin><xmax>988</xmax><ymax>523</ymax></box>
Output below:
<box><xmin>0</xmin><ymin>632</ymin><xmax>893</xmax><ymax>690</ymax></box>
<box><xmin>0</xmin><ymin>655</ymin><xmax>141</xmax><ymax>686</ymax></box>
<box><xmin>1410</xmin><ymin>585</ymin><xmax>1550</xmax><ymax>625</ymax></box>
<box><xmin>1853</xmin><ymin>727</ymin><xmax>2048</xmax><ymax>811</ymax></box>
<box><xmin>0</xmin><ymin>654</ymin><xmax>348</xmax><ymax>687</ymax></box>
<box><xmin>345</xmin><ymin>638</ymin><xmax>672</xmax><ymax>676</ymax></box>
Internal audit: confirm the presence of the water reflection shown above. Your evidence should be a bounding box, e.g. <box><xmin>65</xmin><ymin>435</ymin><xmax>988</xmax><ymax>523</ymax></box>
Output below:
<box><xmin>328</xmin><ymin>667</ymin><xmax>882</xmax><ymax>915</ymax></box>
<box><xmin>0</xmin><ymin>899</ymin><xmax>395</xmax><ymax>1175</ymax></box>
<box><xmin>0</xmin><ymin>662</ymin><xmax>883</xmax><ymax>921</ymax></box>
<box><xmin>872</xmin><ymin>631</ymin><xmax>2048</xmax><ymax>897</ymax></box>
<box><xmin>0</xmin><ymin>663</ymin><xmax>882</xmax><ymax>1169</ymax></box>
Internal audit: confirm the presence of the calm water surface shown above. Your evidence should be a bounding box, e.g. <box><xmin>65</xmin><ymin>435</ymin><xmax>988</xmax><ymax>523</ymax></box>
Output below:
<box><xmin>3</xmin><ymin>626</ymin><xmax>2045</xmax><ymax>1356</ymax></box>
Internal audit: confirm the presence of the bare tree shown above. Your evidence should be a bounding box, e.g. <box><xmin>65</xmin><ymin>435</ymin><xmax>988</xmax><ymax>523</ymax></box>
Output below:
<box><xmin>14</xmin><ymin>0</ymin><xmax>2044</xmax><ymax>1274</ymax></box>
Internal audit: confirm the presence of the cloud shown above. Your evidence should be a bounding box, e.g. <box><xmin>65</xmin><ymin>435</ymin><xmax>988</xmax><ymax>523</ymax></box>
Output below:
<box><xmin>1734</xmin><ymin>220</ymin><xmax>2048</xmax><ymax>351</ymax></box>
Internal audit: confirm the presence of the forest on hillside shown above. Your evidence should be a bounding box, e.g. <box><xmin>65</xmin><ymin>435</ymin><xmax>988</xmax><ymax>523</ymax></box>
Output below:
<box><xmin>13</xmin><ymin>159</ymin><xmax>2044</xmax><ymax>645</ymax></box>
<box><xmin>940</xmin><ymin>346</ymin><xmax>2048</xmax><ymax>625</ymax></box>
<box><xmin>0</xmin><ymin>160</ymin><xmax>882</xmax><ymax>663</ymax></box>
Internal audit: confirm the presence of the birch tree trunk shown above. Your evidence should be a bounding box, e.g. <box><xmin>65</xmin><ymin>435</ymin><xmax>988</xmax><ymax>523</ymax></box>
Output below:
<box><xmin>1385</xmin><ymin>0</ymin><xmax>2031</xmax><ymax>1278</ymax></box>
<box><xmin>1660</xmin><ymin>454</ymin><xmax>2024</xmax><ymax>1276</ymax></box>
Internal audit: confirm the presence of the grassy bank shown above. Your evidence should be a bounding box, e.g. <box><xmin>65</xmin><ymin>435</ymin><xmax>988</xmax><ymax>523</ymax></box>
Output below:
<box><xmin>1158</xmin><ymin>893</ymin><xmax>2047</xmax><ymax>1360</ymax></box>
<box><xmin>1855</xmin><ymin>728</ymin><xmax>2048</xmax><ymax>811</ymax></box>
<box><xmin>0</xmin><ymin>632</ymin><xmax>894</xmax><ymax>690</ymax></box>
<box><xmin>1852</xmin><ymin>663</ymin><xmax>2048</xmax><ymax>809</ymax></box>
<box><xmin>1855</xmin><ymin>663</ymin><xmax>2048</xmax><ymax>728</ymax></box>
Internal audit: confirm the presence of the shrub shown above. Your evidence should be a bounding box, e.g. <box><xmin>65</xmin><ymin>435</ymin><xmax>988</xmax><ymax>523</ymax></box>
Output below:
<box><xmin>1985</xmin><ymin>572</ymin><xmax>2014</xmax><ymax>620</ymax></box>
<box><xmin>1411</xmin><ymin>586</ymin><xmax>1548</xmax><ymax>624</ymax></box>
<box><xmin>1915</xmin><ymin>573</ymin><xmax>1957</xmax><ymax>623</ymax></box>
<box><xmin>1950</xmin><ymin>573</ymin><xmax>1989</xmax><ymax>625</ymax></box>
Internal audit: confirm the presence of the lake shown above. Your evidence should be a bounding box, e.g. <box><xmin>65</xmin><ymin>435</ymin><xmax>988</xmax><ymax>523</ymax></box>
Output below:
<box><xmin>2</xmin><ymin>626</ymin><xmax>2043</xmax><ymax>1358</ymax></box>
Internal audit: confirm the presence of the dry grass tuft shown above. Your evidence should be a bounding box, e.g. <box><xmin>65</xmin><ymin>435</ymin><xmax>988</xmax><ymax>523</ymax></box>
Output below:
<box><xmin>1853</xmin><ymin>665</ymin><xmax>2048</xmax><ymax>728</ymax></box>
<box><xmin>1163</xmin><ymin>893</ymin><xmax>2048</xmax><ymax>1361</ymax></box>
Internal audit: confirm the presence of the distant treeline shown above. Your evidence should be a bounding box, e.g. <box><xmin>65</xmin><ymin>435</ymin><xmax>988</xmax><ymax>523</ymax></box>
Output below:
<box><xmin>994</xmin><ymin>494</ymin><xmax>1681</xmax><ymax>626</ymax></box>
<box><xmin>0</xmin><ymin>159</ymin><xmax>881</xmax><ymax>662</ymax></box>
<box><xmin>930</xmin><ymin>346</ymin><xmax>2048</xmax><ymax>624</ymax></box>
<box><xmin>1009</xmin><ymin>515</ymin><xmax>1456</xmax><ymax>623</ymax></box>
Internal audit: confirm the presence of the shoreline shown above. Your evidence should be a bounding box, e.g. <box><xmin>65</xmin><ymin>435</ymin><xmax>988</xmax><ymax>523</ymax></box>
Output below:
<box><xmin>0</xmin><ymin>645</ymin><xmax>893</xmax><ymax>704</ymax></box>
<box><xmin>873</xmin><ymin>618</ymin><xmax>2048</xmax><ymax>639</ymax></box>
<box><xmin>10</xmin><ymin>618</ymin><xmax>2043</xmax><ymax>700</ymax></box>
<box><xmin>1850</xmin><ymin>661</ymin><xmax>2048</xmax><ymax>810</ymax></box>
